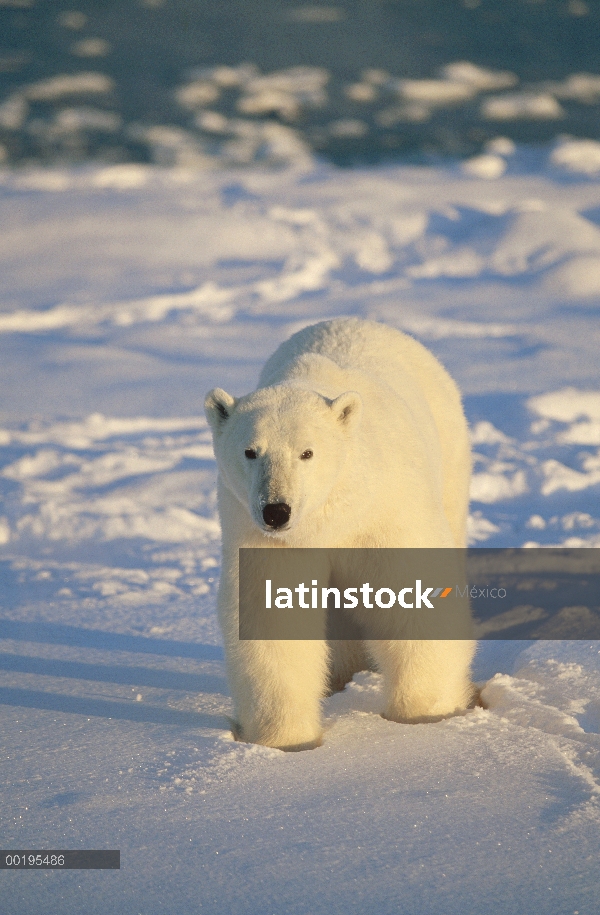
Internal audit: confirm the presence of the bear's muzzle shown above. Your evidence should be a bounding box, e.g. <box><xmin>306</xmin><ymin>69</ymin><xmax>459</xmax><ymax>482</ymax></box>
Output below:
<box><xmin>262</xmin><ymin>503</ymin><xmax>291</xmax><ymax>530</ymax></box>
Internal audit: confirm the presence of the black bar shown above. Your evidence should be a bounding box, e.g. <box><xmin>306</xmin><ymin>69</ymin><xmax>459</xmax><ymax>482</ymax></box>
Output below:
<box><xmin>1</xmin><ymin>851</ymin><xmax>120</xmax><ymax>869</ymax></box>
<box><xmin>239</xmin><ymin>547</ymin><xmax>600</xmax><ymax>640</ymax></box>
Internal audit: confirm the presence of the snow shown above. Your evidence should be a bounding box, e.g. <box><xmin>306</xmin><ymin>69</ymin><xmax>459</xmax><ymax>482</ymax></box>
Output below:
<box><xmin>70</xmin><ymin>39</ymin><xmax>112</xmax><ymax>60</ymax></box>
<box><xmin>551</xmin><ymin>138</ymin><xmax>600</xmax><ymax>176</ymax></box>
<box><xmin>287</xmin><ymin>5</ymin><xmax>346</xmax><ymax>24</ymax></box>
<box><xmin>23</xmin><ymin>72</ymin><xmax>115</xmax><ymax>102</ymax></box>
<box><xmin>440</xmin><ymin>62</ymin><xmax>518</xmax><ymax>92</ymax></box>
<box><xmin>1</xmin><ymin>146</ymin><xmax>599</xmax><ymax>913</ymax></box>
<box><xmin>481</xmin><ymin>91</ymin><xmax>565</xmax><ymax>121</ymax></box>
<box><xmin>5</xmin><ymin>32</ymin><xmax>600</xmax><ymax>170</ymax></box>
<box><xmin>462</xmin><ymin>153</ymin><xmax>507</xmax><ymax>180</ymax></box>
<box><xmin>235</xmin><ymin>66</ymin><xmax>329</xmax><ymax>119</ymax></box>
<box><xmin>395</xmin><ymin>78</ymin><xmax>478</xmax><ymax>106</ymax></box>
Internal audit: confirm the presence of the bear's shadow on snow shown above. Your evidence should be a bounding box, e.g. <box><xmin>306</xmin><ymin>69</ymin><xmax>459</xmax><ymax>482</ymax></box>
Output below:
<box><xmin>0</xmin><ymin>617</ymin><xmax>224</xmax><ymax>660</ymax></box>
<box><xmin>0</xmin><ymin>685</ymin><xmax>226</xmax><ymax>730</ymax></box>
<box><xmin>0</xmin><ymin>651</ymin><xmax>226</xmax><ymax>694</ymax></box>
<box><xmin>0</xmin><ymin>618</ymin><xmax>229</xmax><ymax>729</ymax></box>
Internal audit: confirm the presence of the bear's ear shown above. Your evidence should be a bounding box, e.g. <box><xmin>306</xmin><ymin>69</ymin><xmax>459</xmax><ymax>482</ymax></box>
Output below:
<box><xmin>330</xmin><ymin>391</ymin><xmax>362</xmax><ymax>431</ymax></box>
<box><xmin>204</xmin><ymin>388</ymin><xmax>237</xmax><ymax>433</ymax></box>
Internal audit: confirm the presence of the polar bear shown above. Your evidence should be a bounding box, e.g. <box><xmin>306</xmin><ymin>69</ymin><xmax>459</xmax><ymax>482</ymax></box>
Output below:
<box><xmin>205</xmin><ymin>318</ymin><xmax>475</xmax><ymax>750</ymax></box>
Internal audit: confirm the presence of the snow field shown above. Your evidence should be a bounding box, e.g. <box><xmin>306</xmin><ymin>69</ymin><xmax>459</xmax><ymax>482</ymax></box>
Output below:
<box><xmin>0</xmin><ymin>148</ymin><xmax>599</xmax><ymax>913</ymax></box>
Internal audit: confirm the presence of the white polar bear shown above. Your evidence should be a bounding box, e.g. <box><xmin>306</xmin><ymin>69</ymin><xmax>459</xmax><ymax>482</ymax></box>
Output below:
<box><xmin>205</xmin><ymin>318</ymin><xmax>475</xmax><ymax>750</ymax></box>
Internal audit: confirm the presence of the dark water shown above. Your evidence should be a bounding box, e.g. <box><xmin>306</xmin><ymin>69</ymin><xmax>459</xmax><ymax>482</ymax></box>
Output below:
<box><xmin>1</xmin><ymin>0</ymin><xmax>600</xmax><ymax>168</ymax></box>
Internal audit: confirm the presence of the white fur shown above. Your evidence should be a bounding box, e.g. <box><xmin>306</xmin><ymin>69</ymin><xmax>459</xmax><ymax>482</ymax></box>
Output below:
<box><xmin>205</xmin><ymin>318</ymin><xmax>475</xmax><ymax>750</ymax></box>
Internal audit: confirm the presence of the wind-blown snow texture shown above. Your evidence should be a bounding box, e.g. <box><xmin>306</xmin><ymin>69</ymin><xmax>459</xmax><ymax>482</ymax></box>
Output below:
<box><xmin>1</xmin><ymin>142</ymin><xmax>599</xmax><ymax>914</ymax></box>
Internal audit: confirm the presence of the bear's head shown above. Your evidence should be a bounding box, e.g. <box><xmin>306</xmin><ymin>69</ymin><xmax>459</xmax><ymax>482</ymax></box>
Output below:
<box><xmin>205</xmin><ymin>384</ymin><xmax>362</xmax><ymax>536</ymax></box>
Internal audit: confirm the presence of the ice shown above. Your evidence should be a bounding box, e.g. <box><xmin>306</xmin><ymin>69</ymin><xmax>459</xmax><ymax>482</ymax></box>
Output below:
<box><xmin>328</xmin><ymin>118</ymin><xmax>369</xmax><ymax>139</ymax></box>
<box><xmin>54</xmin><ymin>107</ymin><xmax>122</xmax><ymax>133</ymax></box>
<box><xmin>462</xmin><ymin>153</ymin><xmax>506</xmax><ymax>179</ymax></box>
<box><xmin>482</xmin><ymin>91</ymin><xmax>564</xmax><ymax>120</ymax></box>
<box><xmin>287</xmin><ymin>5</ymin><xmax>346</xmax><ymax>23</ymax></box>
<box><xmin>58</xmin><ymin>11</ymin><xmax>87</xmax><ymax>30</ymax></box>
<box><xmin>5</xmin><ymin>52</ymin><xmax>600</xmax><ymax>169</ymax></box>
<box><xmin>175</xmin><ymin>81</ymin><xmax>220</xmax><ymax>110</ymax></box>
<box><xmin>551</xmin><ymin>73</ymin><xmax>600</xmax><ymax>103</ymax></box>
<box><xmin>70</xmin><ymin>38</ymin><xmax>111</xmax><ymax>59</ymax></box>
<box><xmin>392</xmin><ymin>63</ymin><xmax>518</xmax><ymax>117</ymax></box>
<box><xmin>0</xmin><ymin>93</ymin><xmax>28</xmax><ymax>130</ymax></box>
<box><xmin>440</xmin><ymin>61</ymin><xmax>517</xmax><ymax>91</ymax></box>
<box><xmin>344</xmin><ymin>82</ymin><xmax>378</xmax><ymax>103</ymax></box>
<box><xmin>551</xmin><ymin>137</ymin><xmax>600</xmax><ymax>175</ymax></box>
<box><xmin>23</xmin><ymin>72</ymin><xmax>115</xmax><ymax>101</ymax></box>
<box><xmin>236</xmin><ymin>66</ymin><xmax>329</xmax><ymax>120</ymax></box>
<box><xmin>395</xmin><ymin>78</ymin><xmax>478</xmax><ymax>106</ymax></box>
<box><xmin>484</xmin><ymin>136</ymin><xmax>516</xmax><ymax>156</ymax></box>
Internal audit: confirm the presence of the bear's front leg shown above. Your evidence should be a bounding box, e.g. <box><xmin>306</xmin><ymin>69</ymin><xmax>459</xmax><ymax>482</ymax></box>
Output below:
<box><xmin>227</xmin><ymin>639</ymin><xmax>329</xmax><ymax>750</ymax></box>
<box><xmin>217</xmin><ymin>544</ymin><xmax>330</xmax><ymax>750</ymax></box>
<box><xmin>367</xmin><ymin>639</ymin><xmax>476</xmax><ymax>722</ymax></box>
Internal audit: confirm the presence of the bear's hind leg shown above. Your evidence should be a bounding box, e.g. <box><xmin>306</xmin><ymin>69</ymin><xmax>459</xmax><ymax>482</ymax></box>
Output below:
<box><xmin>326</xmin><ymin>640</ymin><xmax>373</xmax><ymax>694</ymax></box>
<box><xmin>367</xmin><ymin>639</ymin><xmax>476</xmax><ymax>722</ymax></box>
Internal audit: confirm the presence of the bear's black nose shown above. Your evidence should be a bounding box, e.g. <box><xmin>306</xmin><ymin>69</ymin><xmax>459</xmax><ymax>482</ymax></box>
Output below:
<box><xmin>263</xmin><ymin>503</ymin><xmax>291</xmax><ymax>529</ymax></box>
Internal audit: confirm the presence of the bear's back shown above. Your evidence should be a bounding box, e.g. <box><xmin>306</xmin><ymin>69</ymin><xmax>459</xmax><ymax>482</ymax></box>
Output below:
<box><xmin>260</xmin><ymin>319</ymin><xmax>453</xmax><ymax>405</ymax></box>
<box><xmin>259</xmin><ymin>318</ymin><xmax>470</xmax><ymax>547</ymax></box>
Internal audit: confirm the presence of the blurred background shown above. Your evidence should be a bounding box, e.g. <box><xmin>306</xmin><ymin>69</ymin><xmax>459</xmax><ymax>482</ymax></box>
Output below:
<box><xmin>2</xmin><ymin>0</ymin><xmax>600</xmax><ymax>169</ymax></box>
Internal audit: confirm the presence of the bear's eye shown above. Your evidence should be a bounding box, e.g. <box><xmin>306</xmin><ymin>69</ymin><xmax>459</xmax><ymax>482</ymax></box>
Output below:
<box><xmin>244</xmin><ymin>449</ymin><xmax>257</xmax><ymax>460</ymax></box>
<box><xmin>300</xmin><ymin>449</ymin><xmax>313</xmax><ymax>460</ymax></box>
